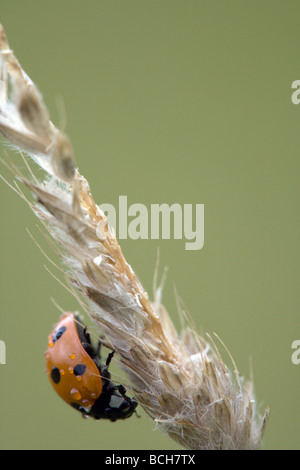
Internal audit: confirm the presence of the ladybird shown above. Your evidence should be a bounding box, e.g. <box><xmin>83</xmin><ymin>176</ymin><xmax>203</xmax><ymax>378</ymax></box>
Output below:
<box><xmin>45</xmin><ymin>312</ymin><xmax>138</xmax><ymax>421</ymax></box>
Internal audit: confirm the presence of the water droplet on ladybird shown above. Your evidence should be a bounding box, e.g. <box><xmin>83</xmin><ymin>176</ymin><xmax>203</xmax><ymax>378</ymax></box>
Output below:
<box><xmin>69</xmin><ymin>367</ymin><xmax>74</xmax><ymax>374</ymax></box>
<box><xmin>70</xmin><ymin>388</ymin><xmax>82</xmax><ymax>401</ymax></box>
<box><xmin>82</xmin><ymin>399</ymin><xmax>92</xmax><ymax>407</ymax></box>
<box><xmin>69</xmin><ymin>353</ymin><xmax>76</xmax><ymax>360</ymax></box>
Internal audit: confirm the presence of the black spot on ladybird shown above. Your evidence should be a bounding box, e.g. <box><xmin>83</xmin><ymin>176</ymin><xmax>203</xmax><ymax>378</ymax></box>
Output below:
<box><xmin>51</xmin><ymin>366</ymin><xmax>61</xmax><ymax>384</ymax></box>
<box><xmin>52</xmin><ymin>326</ymin><xmax>66</xmax><ymax>344</ymax></box>
<box><xmin>74</xmin><ymin>364</ymin><xmax>87</xmax><ymax>376</ymax></box>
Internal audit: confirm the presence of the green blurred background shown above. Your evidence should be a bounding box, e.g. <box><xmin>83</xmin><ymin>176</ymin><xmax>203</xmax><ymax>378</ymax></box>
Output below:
<box><xmin>0</xmin><ymin>1</ymin><xmax>299</xmax><ymax>450</ymax></box>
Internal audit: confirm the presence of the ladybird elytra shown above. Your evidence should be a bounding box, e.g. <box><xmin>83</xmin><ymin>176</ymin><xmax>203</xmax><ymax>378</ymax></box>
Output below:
<box><xmin>45</xmin><ymin>312</ymin><xmax>103</xmax><ymax>409</ymax></box>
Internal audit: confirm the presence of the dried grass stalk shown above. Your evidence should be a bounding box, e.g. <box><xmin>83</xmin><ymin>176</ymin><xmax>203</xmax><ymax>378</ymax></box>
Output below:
<box><xmin>0</xmin><ymin>25</ymin><xmax>269</xmax><ymax>450</ymax></box>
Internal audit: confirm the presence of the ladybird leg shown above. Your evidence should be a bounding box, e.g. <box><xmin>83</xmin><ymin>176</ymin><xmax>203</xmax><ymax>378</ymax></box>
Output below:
<box><xmin>99</xmin><ymin>350</ymin><xmax>116</xmax><ymax>382</ymax></box>
<box><xmin>97</xmin><ymin>337</ymin><xmax>115</xmax><ymax>357</ymax></box>
<box><xmin>96</xmin><ymin>339</ymin><xmax>102</xmax><ymax>359</ymax></box>
<box><xmin>105</xmin><ymin>350</ymin><xmax>115</xmax><ymax>368</ymax></box>
<box><xmin>72</xmin><ymin>403</ymin><xmax>90</xmax><ymax>419</ymax></box>
<box><xmin>78</xmin><ymin>406</ymin><xmax>90</xmax><ymax>419</ymax></box>
<box><xmin>110</xmin><ymin>383</ymin><xmax>127</xmax><ymax>398</ymax></box>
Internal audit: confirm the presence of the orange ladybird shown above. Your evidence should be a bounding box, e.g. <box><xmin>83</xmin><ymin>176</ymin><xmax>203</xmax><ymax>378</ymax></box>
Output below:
<box><xmin>45</xmin><ymin>312</ymin><xmax>138</xmax><ymax>421</ymax></box>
